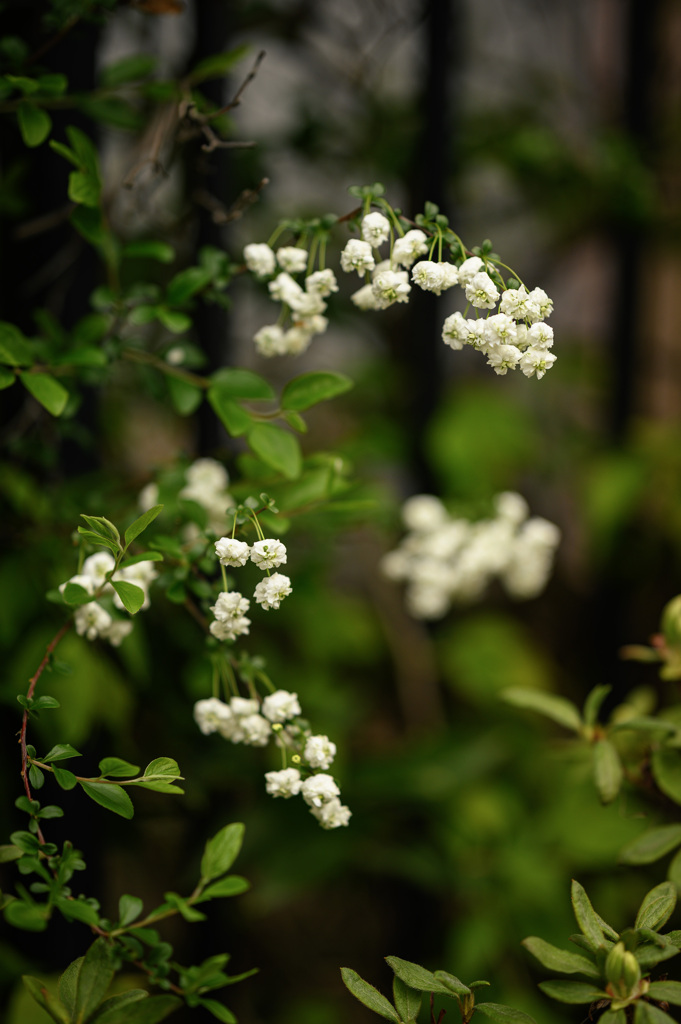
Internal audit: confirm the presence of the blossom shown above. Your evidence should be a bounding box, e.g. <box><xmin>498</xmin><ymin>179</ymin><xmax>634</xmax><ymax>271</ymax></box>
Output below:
<box><xmin>486</xmin><ymin>343</ymin><xmax>522</xmax><ymax>375</ymax></box>
<box><xmin>372</xmin><ymin>269</ymin><xmax>411</xmax><ymax>308</ymax></box>
<box><xmin>254</xmin><ymin>324</ymin><xmax>288</xmax><ymax>357</ymax></box>
<box><xmin>81</xmin><ymin>552</ymin><xmax>116</xmax><ymax>585</ymax></box>
<box><xmin>281</xmin><ymin>325</ymin><xmax>315</xmax><ymax>356</ymax></box>
<box><xmin>74</xmin><ymin>601</ymin><xmax>113</xmax><ymax>640</ymax></box>
<box><xmin>101</xmin><ymin>619</ymin><xmax>134</xmax><ymax>647</ymax></box>
<box><xmin>194</xmin><ymin>697</ymin><xmax>232</xmax><ymax>735</ymax></box>
<box><xmin>250</xmin><ymin>539</ymin><xmax>287</xmax><ymax>570</ymax></box>
<box><xmin>59</xmin><ymin>574</ymin><xmax>95</xmax><ymax>597</ymax></box>
<box><xmin>391</xmin><ymin>229</ymin><xmax>429</xmax><ymax>267</ymax></box>
<box><xmin>254</xmin><ymin>573</ymin><xmax>292</xmax><ymax>610</ymax></box>
<box><xmin>265</xmin><ymin>768</ymin><xmax>302</xmax><ymax>797</ymax></box>
<box><xmin>180</xmin><ymin>458</ymin><xmax>233</xmax><ymax>532</ymax></box>
<box><xmin>361</xmin><ymin>211</ymin><xmax>391</xmax><ymax>246</ymax></box>
<box><xmin>240</xmin><ymin>713</ymin><xmax>272</xmax><ymax>747</ymax></box>
<box><xmin>402</xmin><ymin>494</ymin><xmax>449</xmax><ymax>532</ymax></box>
<box><xmin>230</xmin><ymin>696</ymin><xmax>259</xmax><ymax>717</ymax></box>
<box><xmin>305</xmin><ymin>269</ymin><xmax>338</xmax><ymax>296</ymax></box>
<box><xmin>268</xmin><ymin>272</ymin><xmax>304</xmax><ymax>307</ymax></box>
<box><xmin>301</xmin><ymin>773</ymin><xmax>340</xmax><ymax>808</ymax></box>
<box><xmin>262</xmin><ymin>689</ymin><xmax>301</xmax><ymax>723</ymax></box>
<box><xmin>527</xmin><ymin>287</ymin><xmax>553</xmax><ymax>322</ymax></box>
<box><xmin>457</xmin><ymin>256</ymin><xmax>484</xmax><ymax>283</ymax></box>
<box><xmin>310</xmin><ymin>797</ymin><xmax>352</xmax><ymax>829</ymax></box>
<box><xmin>351</xmin><ymin>284</ymin><xmax>381</xmax><ymax>310</ymax></box>
<box><xmin>527</xmin><ymin>322</ymin><xmax>554</xmax><ymax>348</ymax></box>
<box><xmin>483</xmin><ymin>313</ymin><xmax>518</xmax><ymax>347</ymax></box>
<box><xmin>340</xmin><ymin>239</ymin><xmax>375</xmax><ymax>276</ymax></box>
<box><xmin>276</xmin><ymin>246</ymin><xmax>308</xmax><ymax>273</ymax></box>
<box><xmin>442</xmin><ymin>311</ymin><xmax>471</xmax><ymax>350</ymax></box>
<box><xmin>304</xmin><ymin>734</ymin><xmax>336</xmax><ymax>770</ymax></box>
<box><xmin>209</xmin><ymin>617</ymin><xmax>250</xmax><ymax>641</ymax></box>
<box><xmin>518</xmin><ymin>347</ymin><xmax>557</xmax><ymax>379</ymax></box>
<box><xmin>499</xmin><ymin>286</ymin><xmax>532</xmax><ymax>320</ymax></box>
<box><xmin>215</xmin><ymin>537</ymin><xmax>251</xmax><ymax>567</ymax></box>
<box><xmin>138</xmin><ymin>482</ymin><xmax>159</xmax><ymax>512</ymax></box>
<box><xmin>211</xmin><ymin>591</ymin><xmax>250</xmax><ymax>621</ymax></box>
<box><xmin>465</xmin><ymin>271</ymin><xmax>500</xmax><ymax>309</ymax></box>
<box><xmin>244</xmin><ymin>243</ymin><xmax>276</xmax><ymax>277</ymax></box>
<box><xmin>411</xmin><ymin>261</ymin><xmax>458</xmax><ymax>295</ymax></box>
<box><xmin>494</xmin><ymin>491</ymin><xmax>529</xmax><ymax>526</ymax></box>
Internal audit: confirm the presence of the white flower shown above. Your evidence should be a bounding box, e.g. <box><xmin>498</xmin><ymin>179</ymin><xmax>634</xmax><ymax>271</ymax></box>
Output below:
<box><xmin>527</xmin><ymin>287</ymin><xmax>553</xmax><ymax>322</ymax></box>
<box><xmin>254</xmin><ymin>324</ymin><xmax>288</xmax><ymax>358</ymax></box>
<box><xmin>287</xmin><ymin>290</ymin><xmax>327</xmax><ymax>317</ymax></box>
<box><xmin>230</xmin><ymin>696</ymin><xmax>259</xmax><ymax>717</ymax></box>
<box><xmin>262</xmin><ymin>689</ymin><xmax>301</xmax><ymax>723</ymax></box>
<box><xmin>244</xmin><ymin>243</ymin><xmax>276</xmax><ymax>277</ymax></box>
<box><xmin>240</xmin><ymin>713</ymin><xmax>272</xmax><ymax>747</ymax></box>
<box><xmin>310</xmin><ymin>796</ymin><xmax>352</xmax><ymax>829</ymax></box>
<box><xmin>101</xmin><ymin>619</ymin><xmax>134</xmax><ymax>647</ymax></box>
<box><xmin>494</xmin><ymin>492</ymin><xmax>529</xmax><ymax>526</ymax></box>
<box><xmin>340</xmin><ymin>239</ymin><xmax>375</xmax><ymax>276</ymax></box>
<box><xmin>372</xmin><ymin>269</ymin><xmax>411</xmax><ymax>308</ymax></box>
<box><xmin>518</xmin><ymin>347</ymin><xmax>557</xmax><ymax>379</ymax></box>
<box><xmin>304</xmin><ymin>734</ymin><xmax>336</xmax><ymax>770</ymax></box>
<box><xmin>457</xmin><ymin>256</ymin><xmax>484</xmax><ymax>283</ymax></box>
<box><xmin>265</xmin><ymin>767</ymin><xmax>302</xmax><ymax>798</ymax></box>
<box><xmin>527</xmin><ymin>322</ymin><xmax>554</xmax><ymax>349</ymax></box>
<box><xmin>250</xmin><ymin>538</ymin><xmax>287</xmax><ymax>570</ymax></box>
<box><xmin>209</xmin><ymin>616</ymin><xmax>251</xmax><ymax>641</ymax></box>
<box><xmin>486</xmin><ymin>343</ymin><xmax>522</xmax><ymax>375</ymax></box>
<box><xmin>402</xmin><ymin>494</ymin><xmax>449</xmax><ymax>533</ymax></box>
<box><xmin>194</xmin><ymin>697</ymin><xmax>232</xmax><ymax>736</ymax></box>
<box><xmin>351</xmin><ymin>284</ymin><xmax>381</xmax><ymax>310</ymax></box>
<box><xmin>442</xmin><ymin>311</ymin><xmax>471</xmax><ymax>350</ymax></box>
<box><xmin>254</xmin><ymin>573</ymin><xmax>292</xmax><ymax>610</ymax></box>
<box><xmin>361</xmin><ymin>211</ymin><xmax>391</xmax><ymax>246</ymax></box>
<box><xmin>215</xmin><ymin>537</ymin><xmax>251</xmax><ymax>567</ymax></box>
<box><xmin>405</xmin><ymin>582</ymin><xmax>451</xmax><ymax>619</ymax></box>
<box><xmin>293</xmin><ymin>313</ymin><xmax>328</xmax><ymax>336</ymax></box>
<box><xmin>74</xmin><ymin>602</ymin><xmax>113</xmax><ymax>640</ymax></box>
<box><xmin>138</xmin><ymin>481</ymin><xmax>159</xmax><ymax>512</ymax></box>
<box><xmin>301</xmin><ymin>773</ymin><xmax>340</xmax><ymax>808</ymax></box>
<box><xmin>465</xmin><ymin>271</ymin><xmax>500</xmax><ymax>309</ymax></box>
<box><xmin>500</xmin><ymin>286</ymin><xmax>532</xmax><ymax>320</ymax></box>
<box><xmin>59</xmin><ymin>574</ymin><xmax>95</xmax><ymax>597</ymax></box>
<box><xmin>268</xmin><ymin>272</ymin><xmax>305</xmax><ymax>307</ymax></box>
<box><xmin>281</xmin><ymin>325</ymin><xmax>315</xmax><ymax>356</ymax></box>
<box><xmin>305</xmin><ymin>269</ymin><xmax>338</xmax><ymax>296</ymax></box>
<box><xmin>483</xmin><ymin>313</ymin><xmax>518</xmax><ymax>347</ymax></box>
<box><xmin>391</xmin><ymin>229</ymin><xmax>429</xmax><ymax>267</ymax></box>
<box><xmin>118</xmin><ymin>560</ymin><xmax>158</xmax><ymax>587</ymax></box>
<box><xmin>276</xmin><ymin>246</ymin><xmax>308</xmax><ymax>273</ymax></box>
<box><xmin>411</xmin><ymin>260</ymin><xmax>445</xmax><ymax>293</ymax></box>
<box><xmin>180</xmin><ymin>459</ymin><xmax>232</xmax><ymax>527</ymax></box>
<box><xmin>211</xmin><ymin>591</ymin><xmax>250</xmax><ymax>620</ymax></box>
<box><xmin>81</xmin><ymin>552</ymin><xmax>116</xmax><ymax>585</ymax></box>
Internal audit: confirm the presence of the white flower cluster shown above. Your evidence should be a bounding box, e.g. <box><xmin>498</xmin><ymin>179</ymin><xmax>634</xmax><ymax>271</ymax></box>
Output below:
<box><xmin>59</xmin><ymin>551</ymin><xmax>158</xmax><ymax>646</ymax></box>
<box><xmin>210</xmin><ymin>535</ymin><xmax>291</xmax><ymax>641</ymax></box>
<box><xmin>140</xmin><ymin>457</ymin><xmax>234</xmax><ymax>536</ymax></box>
<box><xmin>193</xmin><ymin>690</ymin><xmax>351</xmax><ymax>829</ymax></box>
<box><xmin>339</xmin><ymin>214</ymin><xmax>556</xmax><ymax>380</ymax></box>
<box><xmin>382</xmin><ymin>491</ymin><xmax>561</xmax><ymax>619</ymax></box>
<box><xmin>244</xmin><ymin>242</ymin><xmax>337</xmax><ymax>357</ymax></box>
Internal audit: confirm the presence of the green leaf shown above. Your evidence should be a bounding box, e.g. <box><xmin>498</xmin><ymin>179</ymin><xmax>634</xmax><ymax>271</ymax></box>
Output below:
<box><xmin>17</xmin><ymin>102</ymin><xmax>52</xmax><ymax>146</ymax></box>
<box><xmin>10</xmin><ymin>830</ymin><xmax>41</xmax><ymax>853</ymax></box>
<box><xmin>571</xmin><ymin>880</ymin><xmax>606</xmax><ymax>948</ymax></box>
<box><xmin>281</xmin><ymin>371</ymin><xmax>354</xmax><ymax>411</ymax></box>
<box><xmin>74</xmin><ymin>938</ymin><xmax>116</xmax><ymax>1023</ymax></box>
<box><xmin>196</xmin><ymin>998</ymin><xmax>237</xmax><ymax>1023</ymax></box>
<box><xmin>0</xmin><ymin>844</ymin><xmax>22</xmax><ymax>862</ymax></box>
<box><xmin>61</xmin><ymin>582</ymin><xmax>92</xmax><ymax>606</ymax></box>
<box><xmin>619</xmin><ymin>825</ymin><xmax>681</xmax><ymax>865</ymax></box>
<box><xmin>163</xmin><ymin>891</ymin><xmax>206</xmax><ymax>922</ymax></box>
<box><xmin>76</xmin><ymin>530</ymin><xmax>120</xmax><ymax>555</ymax></box>
<box><xmin>599</xmin><ymin>1012</ymin><xmax>626</xmax><ymax>1024</ymax></box>
<box><xmin>207</xmin><ymin>389</ymin><xmax>252</xmax><ymax>436</ymax></box>
<box><xmin>79</xmin><ymin>514</ymin><xmax>120</xmax><ymax>542</ymax></box>
<box><xmin>124</xmin><ymin>504</ymin><xmax>163</xmax><ymax>547</ymax></box>
<box><xmin>210</xmin><ymin>367</ymin><xmax>275</xmax><ymax>400</ymax></box>
<box><xmin>21</xmin><ymin>372</ymin><xmax>69</xmax><ymax>415</ymax></box>
<box><xmin>340</xmin><ymin>968</ymin><xmax>401</xmax><ymax>1022</ymax></box>
<box><xmin>198</xmin><ymin>875</ymin><xmax>250</xmax><ymax>901</ymax></box>
<box><xmin>0</xmin><ymin>365</ymin><xmax>16</xmax><ymax>389</ymax></box>
<box><xmin>88</xmin><ymin>990</ymin><xmax>147</xmax><ymax>1023</ymax></box>
<box><xmin>99</xmin><ymin>54</ymin><xmax>157</xmax><ymax>87</ymax></box>
<box><xmin>122</xmin><ymin>239</ymin><xmax>175</xmax><ymax>263</ymax></box>
<box><xmin>166</xmin><ymin>266</ymin><xmax>212</xmax><ymax>304</ymax></box>
<box><xmin>537</xmin><ymin>980</ymin><xmax>607</xmax><ymax>1004</ymax></box>
<box><xmin>652</xmin><ymin>748</ymin><xmax>681</xmax><ymax>804</ymax></box>
<box><xmin>167</xmin><ymin>376</ymin><xmax>203</xmax><ymax>416</ymax></box>
<box><xmin>433</xmin><ymin>970</ymin><xmax>471</xmax><ymax>997</ymax></box>
<box><xmin>31</xmin><ymin>696</ymin><xmax>60</xmax><ymax>710</ymax></box>
<box><xmin>58</xmin><ymin>957</ymin><xmax>81</xmax><ymax>1016</ymax></box>
<box><xmin>386</xmin><ymin>957</ymin><xmax>464</xmax><ymax>996</ymax></box>
<box><xmin>53</xmin><ymin>767</ymin><xmax>78</xmax><ymax>790</ymax></box>
<box><xmin>69</xmin><ymin>168</ymin><xmax>100</xmax><ymax>206</ymax></box>
<box><xmin>668</xmin><ymin>846</ymin><xmax>681</xmax><ymax>891</ymax></box>
<box><xmin>55</xmin><ymin>896</ymin><xmax>100</xmax><ymax>927</ymax></box>
<box><xmin>200</xmin><ymin>823</ymin><xmax>245</xmax><ymax>883</ymax></box>
<box><xmin>118</xmin><ymin>894</ymin><xmax>144</xmax><ymax>927</ymax></box>
<box><xmin>583</xmin><ymin>685</ymin><xmax>611</xmax><ymax>727</ymax></box>
<box><xmin>94</xmin><ymin>994</ymin><xmax>182</xmax><ymax>1023</ymax></box>
<box><xmin>634</xmin><ymin>1002</ymin><xmax>678</xmax><ymax>1024</ymax></box>
<box><xmin>29</xmin><ymin>764</ymin><xmax>44</xmax><ymax>789</ymax></box>
<box><xmin>133</xmin><ymin>756</ymin><xmax>184</xmax><ymax>793</ymax></box>
<box><xmin>189</xmin><ymin>44</ymin><xmax>250</xmax><ymax>84</ymax></box>
<box><xmin>635</xmin><ymin>881</ymin><xmax>677</xmax><ymax>931</ymax></box>
<box><xmin>501</xmin><ymin>688</ymin><xmax>583</xmax><ymax>732</ymax></box>
<box><xmin>37</xmin><ymin>74</ymin><xmax>68</xmax><ymax>96</ymax></box>
<box><xmin>156</xmin><ymin>307</ymin><xmax>192</xmax><ymax>333</ymax></box>
<box><xmin>5</xmin><ymin>900</ymin><xmax>49</xmax><ymax>931</ymax></box>
<box><xmin>248</xmin><ymin>423</ymin><xmax>302</xmax><ymax>480</ymax></box>
<box><xmin>393</xmin><ymin>976</ymin><xmax>421</xmax><ymax>1023</ymax></box>
<box><xmin>648</xmin><ymin>981</ymin><xmax>681</xmax><ymax>1006</ymax></box>
<box><xmin>593</xmin><ymin>738</ymin><xmax>624</xmax><ymax>804</ymax></box>
<box><xmin>521</xmin><ymin>937</ymin><xmax>600</xmax><ymax>978</ymax></box>
<box><xmin>43</xmin><ymin>744</ymin><xmax>81</xmax><ymax>762</ymax></box>
<box><xmin>79</xmin><ymin>781</ymin><xmax>134</xmax><ymax>819</ymax></box>
<box><xmin>21</xmin><ymin>976</ymin><xmax>69</xmax><ymax>1023</ymax></box>
<box><xmin>49</xmin><ymin>139</ymin><xmax>80</xmax><ymax>168</ymax></box>
<box><xmin>111</xmin><ymin>580</ymin><xmax>145</xmax><ymax>615</ymax></box>
<box><xmin>99</xmin><ymin>757</ymin><xmax>140</xmax><ymax>778</ymax></box>
<box><xmin>0</xmin><ymin>321</ymin><xmax>33</xmax><ymax>365</ymax></box>
<box><xmin>474</xmin><ymin>1004</ymin><xmax>537</xmax><ymax>1024</ymax></box>
<box><xmin>119</xmin><ymin>551</ymin><xmax>163</xmax><ymax>567</ymax></box>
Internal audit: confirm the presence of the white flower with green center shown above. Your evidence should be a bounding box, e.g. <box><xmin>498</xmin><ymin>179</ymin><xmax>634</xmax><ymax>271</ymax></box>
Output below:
<box><xmin>457</xmin><ymin>256</ymin><xmax>484</xmax><ymax>284</ymax></box>
<box><xmin>305</xmin><ymin>269</ymin><xmax>338</xmax><ymax>296</ymax></box>
<box><xmin>276</xmin><ymin>246</ymin><xmax>308</xmax><ymax>273</ymax></box>
<box><xmin>411</xmin><ymin>260</ymin><xmax>445</xmax><ymax>293</ymax></box>
<box><xmin>340</xmin><ymin>239</ymin><xmax>375</xmax><ymax>276</ymax></box>
<box><xmin>250</xmin><ymin>539</ymin><xmax>287</xmax><ymax>570</ymax></box>
<box><xmin>527</xmin><ymin>322</ymin><xmax>554</xmax><ymax>348</ymax></box>
<box><xmin>254</xmin><ymin>573</ymin><xmax>292</xmax><ymax>610</ymax></box>
<box><xmin>391</xmin><ymin>229</ymin><xmax>429</xmax><ymax>267</ymax></box>
<box><xmin>215</xmin><ymin>537</ymin><xmax>251</xmax><ymax>567</ymax></box>
<box><xmin>465</xmin><ymin>271</ymin><xmax>500</xmax><ymax>309</ymax></box>
<box><xmin>442</xmin><ymin>311</ymin><xmax>471</xmax><ymax>350</ymax></box>
<box><xmin>211</xmin><ymin>591</ymin><xmax>250</xmax><ymax>620</ymax></box>
<box><xmin>268</xmin><ymin>272</ymin><xmax>304</xmax><ymax>307</ymax></box>
<box><xmin>74</xmin><ymin>602</ymin><xmax>113</xmax><ymax>641</ymax></box>
<box><xmin>265</xmin><ymin>768</ymin><xmax>302</xmax><ymax>797</ymax></box>
<box><xmin>500</xmin><ymin>285</ymin><xmax>532</xmax><ymax>320</ymax></box>
<box><xmin>361</xmin><ymin>211</ymin><xmax>391</xmax><ymax>246</ymax></box>
<box><xmin>371</xmin><ymin>269</ymin><xmax>411</xmax><ymax>308</ymax></box>
<box><xmin>518</xmin><ymin>347</ymin><xmax>557</xmax><ymax>379</ymax></box>
<box><xmin>301</xmin><ymin>773</ymin><xmax>340</xmax><ymax>808</ymax></box>
<box><xmin>486</xmin><ymin>343</ymin><xmax>522</xmax><ymax>375</ymax></box>
<box><xmin>527</xmin><ymin>287</ymin><xmax>553</xmax><ymax>322</ymax></box>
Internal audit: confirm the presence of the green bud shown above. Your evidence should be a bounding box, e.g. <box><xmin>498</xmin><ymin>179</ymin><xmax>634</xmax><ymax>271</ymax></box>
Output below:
<box><xmin>605</xmin><ymin>942</ymin><xmax>641</xmax><ymax>1001</ymax></box>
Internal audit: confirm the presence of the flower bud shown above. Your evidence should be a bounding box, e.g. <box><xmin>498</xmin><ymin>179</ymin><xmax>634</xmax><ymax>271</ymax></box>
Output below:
<box><xmin>605</xmin><ymin>942</ymin><xmax>641</xmax><ymax>1001</ymax></box>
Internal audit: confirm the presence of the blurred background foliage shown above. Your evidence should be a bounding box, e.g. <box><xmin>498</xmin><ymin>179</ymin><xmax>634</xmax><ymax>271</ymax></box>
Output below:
<box><xmin>3</xmin><ymin>1</ymin><xmax>681</xmax><ymax>1023</ymax></box>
